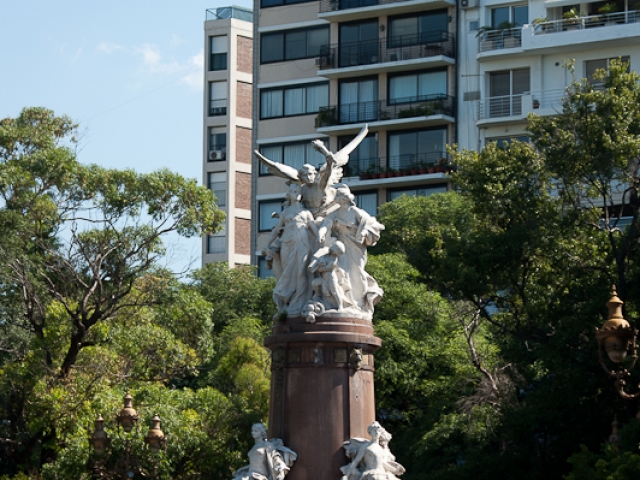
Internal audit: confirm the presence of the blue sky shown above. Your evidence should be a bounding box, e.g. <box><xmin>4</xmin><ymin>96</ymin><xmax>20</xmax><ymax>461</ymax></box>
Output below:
<box><xmin>0</xmin><ymin>1</ymin><xmax>252</xmax><ymax>272</ymax></box>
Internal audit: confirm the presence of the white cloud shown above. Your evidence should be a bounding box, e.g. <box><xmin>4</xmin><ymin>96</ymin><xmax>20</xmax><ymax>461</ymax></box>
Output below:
<box><xmin>135</xmin><ymin>43</ymin><xmax>183</xmax><ymax>74</ymax></box>
<box><xmin>97</xmin><ymin>42</ymin><xmax>124</xmax><ymax>54</ymax></box>
<box><xmin>170</xmin><ymin>34</ymin><xmax>187</xmax><ymax>46</ymax></box>
<box><xmin>180</xmin><ymin>50</ymin><xmax>204</xmax><ymax>92</ymax></box>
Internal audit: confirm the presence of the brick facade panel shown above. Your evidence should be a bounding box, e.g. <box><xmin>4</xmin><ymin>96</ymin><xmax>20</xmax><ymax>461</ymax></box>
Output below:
<box><xmin>235</xmin><ymin>218</ymin><xmax>251</xmax><ymax>255</ymax></box>
<box><xmin>237</xmin><ymin>36</ymin><xmax>252</xmax><ymax>74</ymax></box>
<box><xmin>236</xmin><ymin>126</ymin><xmax>252</xmax><ymax>164</ymax></box>
<box><xmin>235</xmin><ymin>172</ymin><xmax>252</xmax><ymax>210</ymax></box>
<box><xmin>236</xmin><ymin>81</ymin><xmax>252</xmax><ymax>119</ymax></box>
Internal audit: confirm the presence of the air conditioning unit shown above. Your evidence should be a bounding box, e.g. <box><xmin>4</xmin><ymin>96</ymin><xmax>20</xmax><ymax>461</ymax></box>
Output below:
<box><xmin>209</xmin><ymin>150</ymin><xmax>226</xmax><ymax>161</ymax></box>
<box><xmin>461</xmin><ymin>0</ymin><xmax>478</xmax><ymax>8</ymax></box>
<box><xmin>315</xmin><ymin>56</ymin><xmax>329</xmax><ymax>67</ymax></box>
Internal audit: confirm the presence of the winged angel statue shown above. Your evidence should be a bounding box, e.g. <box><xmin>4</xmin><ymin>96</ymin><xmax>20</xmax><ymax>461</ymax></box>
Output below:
<box><xmin>255</xmin><ymin>125</ymin><xmax>385</xmax><ymax>321</ymax></box>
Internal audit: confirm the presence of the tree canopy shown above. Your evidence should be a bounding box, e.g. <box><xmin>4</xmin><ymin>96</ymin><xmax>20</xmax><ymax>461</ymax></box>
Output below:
<box><xmin>373</xmin><ymin>59</ymin><xmax>640</xmax><ymax>479</ymax></box>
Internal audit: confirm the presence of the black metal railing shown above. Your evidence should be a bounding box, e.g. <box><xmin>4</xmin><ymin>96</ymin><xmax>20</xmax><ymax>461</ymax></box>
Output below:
<box><xmin>315</xmin><ymin>95</ymin><xmax>454</xmax><ymax>127</ymax></box>
<box><xmin>319</xmin><ymin>0</ymin><xmax>423</xmax><ymax>13</ymax></box>
<box><xmin>317</xmin><ymin>32</ymin><xmax>454</xmax><ymax>69</ymax></box>
<box><xmin>342</xmin><ymin>153</ymin><xmax>453</xmax><ymax>177</ymax></box>
<box><xmin>209</xmin><ymin>99</ymin><xmax>227</xmax><ymax>117</ymax></box>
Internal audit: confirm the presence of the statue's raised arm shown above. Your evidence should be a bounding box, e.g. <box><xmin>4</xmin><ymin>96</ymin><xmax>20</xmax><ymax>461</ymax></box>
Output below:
<box><xmin>254</xmin><ymin>150</ymin><xmax>302</xmax><ymax>184</ymax></box>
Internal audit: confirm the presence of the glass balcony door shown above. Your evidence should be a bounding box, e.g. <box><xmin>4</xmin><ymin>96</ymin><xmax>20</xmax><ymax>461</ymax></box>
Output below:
<box><xmin>339</xmin><ymin>78</ymin><xmax>378</xmax><ymax>124</ymax></box>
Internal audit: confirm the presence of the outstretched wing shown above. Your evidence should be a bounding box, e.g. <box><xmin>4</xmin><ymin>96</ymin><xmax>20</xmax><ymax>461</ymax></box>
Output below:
<box><xmin>333</xmin><ymin>124</ymin><xmax>369</xmax><ymax>167</ymax></box>
<box><xmin>255</xmin><ymin>150</ymin><xmax>301</xmax><ymax>183</ymax></box>
<box><xmin>317</xmin><ymin>124</ymin><xmax>369</xmax><ymax>186</ymax></box>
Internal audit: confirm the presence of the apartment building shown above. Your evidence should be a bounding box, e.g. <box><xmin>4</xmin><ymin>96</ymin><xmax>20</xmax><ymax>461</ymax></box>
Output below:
<box><xmin>202</xmin><ymin>6</ymin><xmax>254</xmax><ymax>267</ymax></box>
<box><xmin>252</xmin><ymin>0</ymin><xmax>458</xmax><ymax>276</ymax></box>
<box><xmin>458</xmin><ymin>0</ymin><xmax>640</xmax><ymax>151</ymax></box>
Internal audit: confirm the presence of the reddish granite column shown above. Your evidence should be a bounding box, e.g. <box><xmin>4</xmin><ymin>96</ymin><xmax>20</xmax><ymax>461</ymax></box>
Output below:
<box><xmin>264</xmin><ymin>315</ymin><xmax>381</xmax><ymax>480</ymax></box>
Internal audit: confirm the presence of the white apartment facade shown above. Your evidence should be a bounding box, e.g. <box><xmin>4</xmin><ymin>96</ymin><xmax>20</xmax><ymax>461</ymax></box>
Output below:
<box><xmin>458</xmin><ymin>0</ymin><xmax>640</xmax><ymax>151</ymax></box>
<box><xmin>248</xmin><ymin>0</ymin><xmax>640</xmax><ymax>274</ymax></box>
<box><xmin>202</xmin><ymin>6</ymin><xmax>254</xmax><ymax>267</ymax></box>
<box><xmin>252</xmin><ymin>0</ymin><xmax>458</xmax><ymax>276</ymax></box>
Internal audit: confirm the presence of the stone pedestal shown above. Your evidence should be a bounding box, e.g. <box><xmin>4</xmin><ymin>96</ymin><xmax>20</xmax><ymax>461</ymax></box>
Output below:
<box><xmin>264</xmin><ymin>315</ymin><xmax>381</xmax><ymax>480</ymax></box>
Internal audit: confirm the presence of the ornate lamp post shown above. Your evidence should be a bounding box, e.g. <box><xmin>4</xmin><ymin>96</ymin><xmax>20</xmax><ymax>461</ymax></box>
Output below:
<box><xmin>87</xmin><ymin>392</ymin><xmax>167</xmax><ymax>479</ymax></box>
<box><xmin>596</xmin><ymin>287</ymin><xmax>640</xmax><ymax>404</ymax></box>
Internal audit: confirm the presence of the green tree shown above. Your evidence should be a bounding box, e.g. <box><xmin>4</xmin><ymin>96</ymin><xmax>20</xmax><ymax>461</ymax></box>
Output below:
<box><xmin>375</xmin><ymin>60</ymin><xmax>640</xmax><ymax>479</ymax></box>
<box><xmin>0</xmin><ymin>108</ymin><xmax>224</xmax><ymax>474</ymax></box>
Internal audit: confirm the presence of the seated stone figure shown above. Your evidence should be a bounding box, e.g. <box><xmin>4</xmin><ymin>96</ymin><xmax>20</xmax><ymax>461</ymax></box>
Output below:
<box><xmin>232</xmin><ymin>423</ymin><xmax>297</xmax><ymax>480</ymax></box>
<box><xmin>340</xmin><ymin>421</ymin><xmax>405</xmax><ymax>480</ymax></box>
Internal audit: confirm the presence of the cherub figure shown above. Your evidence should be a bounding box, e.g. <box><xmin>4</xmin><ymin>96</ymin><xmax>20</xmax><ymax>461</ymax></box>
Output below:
<box><xmin>308</xmin><ymin>241</ymin><xmax>354</xmax><ymax>311</ymax></box>
<box><xmin>254</xmin><ymin>125</ymin><xmax>368</xmax><ymax>216</ymax></box>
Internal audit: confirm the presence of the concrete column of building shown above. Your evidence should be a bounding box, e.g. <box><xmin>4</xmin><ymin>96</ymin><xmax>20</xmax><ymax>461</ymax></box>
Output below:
<box><xmin>264</xmin><ymin>315</ymin><xmax>381</xmax><ymax>480</ymax></box>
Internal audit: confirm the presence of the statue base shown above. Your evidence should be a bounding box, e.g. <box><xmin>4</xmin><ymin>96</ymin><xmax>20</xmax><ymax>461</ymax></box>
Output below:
<box><xmin>264</xmin><ymin>315</ymin><xmax>381</xmax><ymax>480</ymax></box>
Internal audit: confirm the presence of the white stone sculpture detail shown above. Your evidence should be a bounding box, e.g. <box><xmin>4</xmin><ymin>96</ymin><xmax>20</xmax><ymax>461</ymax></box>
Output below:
<box><xmin>232</xmin><ymin>423</ymin><xmax>297</xmax><ymax>480</ymax></box>
<box><xmin>340</xmin><ymin>421</ymin><xmax>405</xmax><ymax>480</ymax></box>
<box><xmin>256</xmin><ymin>125</ymin><xmax>385</xmax><ymax>321</ymax></box>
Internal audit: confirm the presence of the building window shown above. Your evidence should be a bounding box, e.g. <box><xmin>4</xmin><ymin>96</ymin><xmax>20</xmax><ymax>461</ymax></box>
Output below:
<box><xmin>491</xmin><ymin>4</ymin><xmax>528</xmax><ymax>28</ymax></box>
<box><xmin>585</xmin><ymin>56</ymin><xmax>630</xmax><ymax>85</ymax></box>
<box><xmin>259</xmin><ymin>199</ymin><xmax>284</xmax><ymax>231</ymax></box>
<box><xmin>209</xmin><ymin>36</ymin><xmax>227</xmax><ymax>71</ymax></box>
<box><xmin>259</xmin><ymin>140</ymin><xmax>328</xmax><ymax>176</ymax></box>
<box><xmin>207</xmin><ymin>235</ymin><xmax>226</xmax><ymax>254</ymax></box>
<box><xmin>208</xmin><ymin>129</ymin><xmax>227</xmax><ymax>161</ymax></box>
<box><xmin>486</xmin><ymin>135</ymin><xmax>530</xmax><ymax>148</ymax></box>
<box><xmin>488</xmin><ymin>68</ymin><xmax>530</xmax><ymax>117</ymax></box>
<box><xmin>339</xmin><ymin>78</ymin><xmax>378</xmax><ymax>124</ymax></box>
<box><xmin>257</xmin><ymin>256</ymin><xmax>275</xmax><ymax>279</ymax></box>
<box><xmin>261</xmin><ymin>0</ymin><xmax>315</xmax><ymax>8</ymax></box>
<box><xmin>338</xmin><ymin>134</ymin><xmax>378</xmax><ymax>177</ymax></box>
<box><xmin>339</xmin><ymin>20</ymin><xmax>379</xmax><ymax>68</ymax></box>
<box><xmin>209</xmin><ymin>81</ymin><xmax>227</xmax><ymax>116</ymax></box>
<box><xmin>260</xmin><ymin>83</ymin><xmax>328</xmax><ymax>119</ymax></box>
<box><xmin>207</xmin><ymin>222</ymin><xmax>226</xmax><ymax>254</ymax></box>
<box><xmin>388</xmin><ymin>128</ymin><xmax>447</xmax><ymax>171</ymax></box>
<box><xmin>388</xmin><ymin>184</ymin><xmax>448</xmax><ymax>201</ymax></box>
<box><xmin>261</xmin><ymin>27</ymin><xmax>329</xmax><ymax>64</ymax></box>
<box><xmin>388</xmin><ymin>10</ymin><xmax>448</xmax><ymax>47</ymax></box>
<box><xmin>354</xmin><ymin>191</ymin><xmax>378</xmax><ymax>216</ymax></box>
<box><xmin>389</xmin><ymin>70</ymin><xmax>447</xmax><ymax>104</ymax></box>
<box><xmin>208</xmin><ymin>172</ymin><xmax>227</xmax><ymax>208</ymax></box>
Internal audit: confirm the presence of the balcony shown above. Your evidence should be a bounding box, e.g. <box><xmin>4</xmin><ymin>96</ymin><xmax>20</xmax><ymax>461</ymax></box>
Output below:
<box><xmin>477</xmin><ymin>89</ymin><xmax>566</xmax><ymax>125</ymax></box>
<box><xmin>317</xmin><ymin>33</ymin><xmax>454</xmax><ymax>78</ymax></box>
<box><xmin>342</xmin><ymin>153</ymin><xmax>453</xmax><ymax>178</ymax></box>
<box><xmin>521</xmin><ymin>11</ymin><xmax>640</xmax><ymax>53</ymax></box>
<box><xmin>315</xmin><ymin>95</ymin><xmax>455</xmax><ymax>131</ymax></box>
<box><xmin>478</xmin><ymin>28</ymin><xmax>522</xmax><ymax>53</ymax></box>
<box><xmin>318</xmin><ymin>0</ymin><xmax>454</xmax><ymax>22</ymax></box>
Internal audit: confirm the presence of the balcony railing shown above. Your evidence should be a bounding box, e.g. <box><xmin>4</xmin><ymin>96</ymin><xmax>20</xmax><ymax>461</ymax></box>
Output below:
<box><xmin>206</xmin><ymin>6</ymin><xmax>253</xmax><ymax>22</ymax></box>
<box><xmin>533</xmin><ymin>10</ymin><xmax>640</xmax><ymax>35</ymax></box>
<box><xmin>342</xmin><ymin>153</ymin><xmax>452</xmax><ymax>178</ymax></box>
<box><xmin>209</xmin><ymin>99</ymin><xmax>227</xmax><ymax>117</ymax></box>
<box><xmin>319</xmin><ymin>0</ymin><xmax>422</xmax><ymax>13</ymax></box>
<box><xmin>317</xmin><ymin>32</ymin><xmax>454</xmax><ymax>70</ymax></box>
<box><xmin>479</xmin><ymin>89</ymin><xmax>567</xmax><ymax>120</ymax></box>
<box><xmin>478</xmin><ymin>28</ymin><xmax>522</xmax><ymax>52</ymax></box>
<box><xmin>315</xmin><ymin>94</ymin><xmax>455</xmax><ymax>127</ymax></box>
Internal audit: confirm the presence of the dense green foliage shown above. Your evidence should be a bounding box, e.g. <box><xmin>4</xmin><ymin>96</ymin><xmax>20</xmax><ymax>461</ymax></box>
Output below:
<box><xmin>373</xmin><ymin>60</ymin><xmax>640</xmax><ymax>479</ymax></box>
<box><xmin>5</xmin><ymin>61</ymin><xmax>640</xmax><ymax>479</ymax></box>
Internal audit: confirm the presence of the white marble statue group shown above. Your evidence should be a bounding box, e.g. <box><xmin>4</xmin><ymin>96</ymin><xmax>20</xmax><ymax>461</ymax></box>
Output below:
<box><xmin>255</xmin><ymin>125</ymin><xmax>385</xmax><ymax>322</ymax></box>
<box><xmin>231</xmin><ymin>421</ymin><xmax>404</xmax><ymax>480</ymax></box>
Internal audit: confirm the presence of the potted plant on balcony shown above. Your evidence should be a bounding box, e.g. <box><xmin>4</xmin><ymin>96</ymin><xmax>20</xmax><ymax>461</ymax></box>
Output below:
<box><xmin>562</xmin><ymin>8</ymin><xmax>583</xmax><ymax>30</ymax></box>
<box><xmin>532</xmin><ymin>17</ymin><xmax>548</xmax><ymax>33</ymax></box>
<box><xmin>598</xmin><ymin>3</ymin><xmax>619</xmax><ymax>24</ymax></box>
<box><xmin>314</xmin><ymin>107</ymin><xmax>337</xmax><ymax>128</ymax></box>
